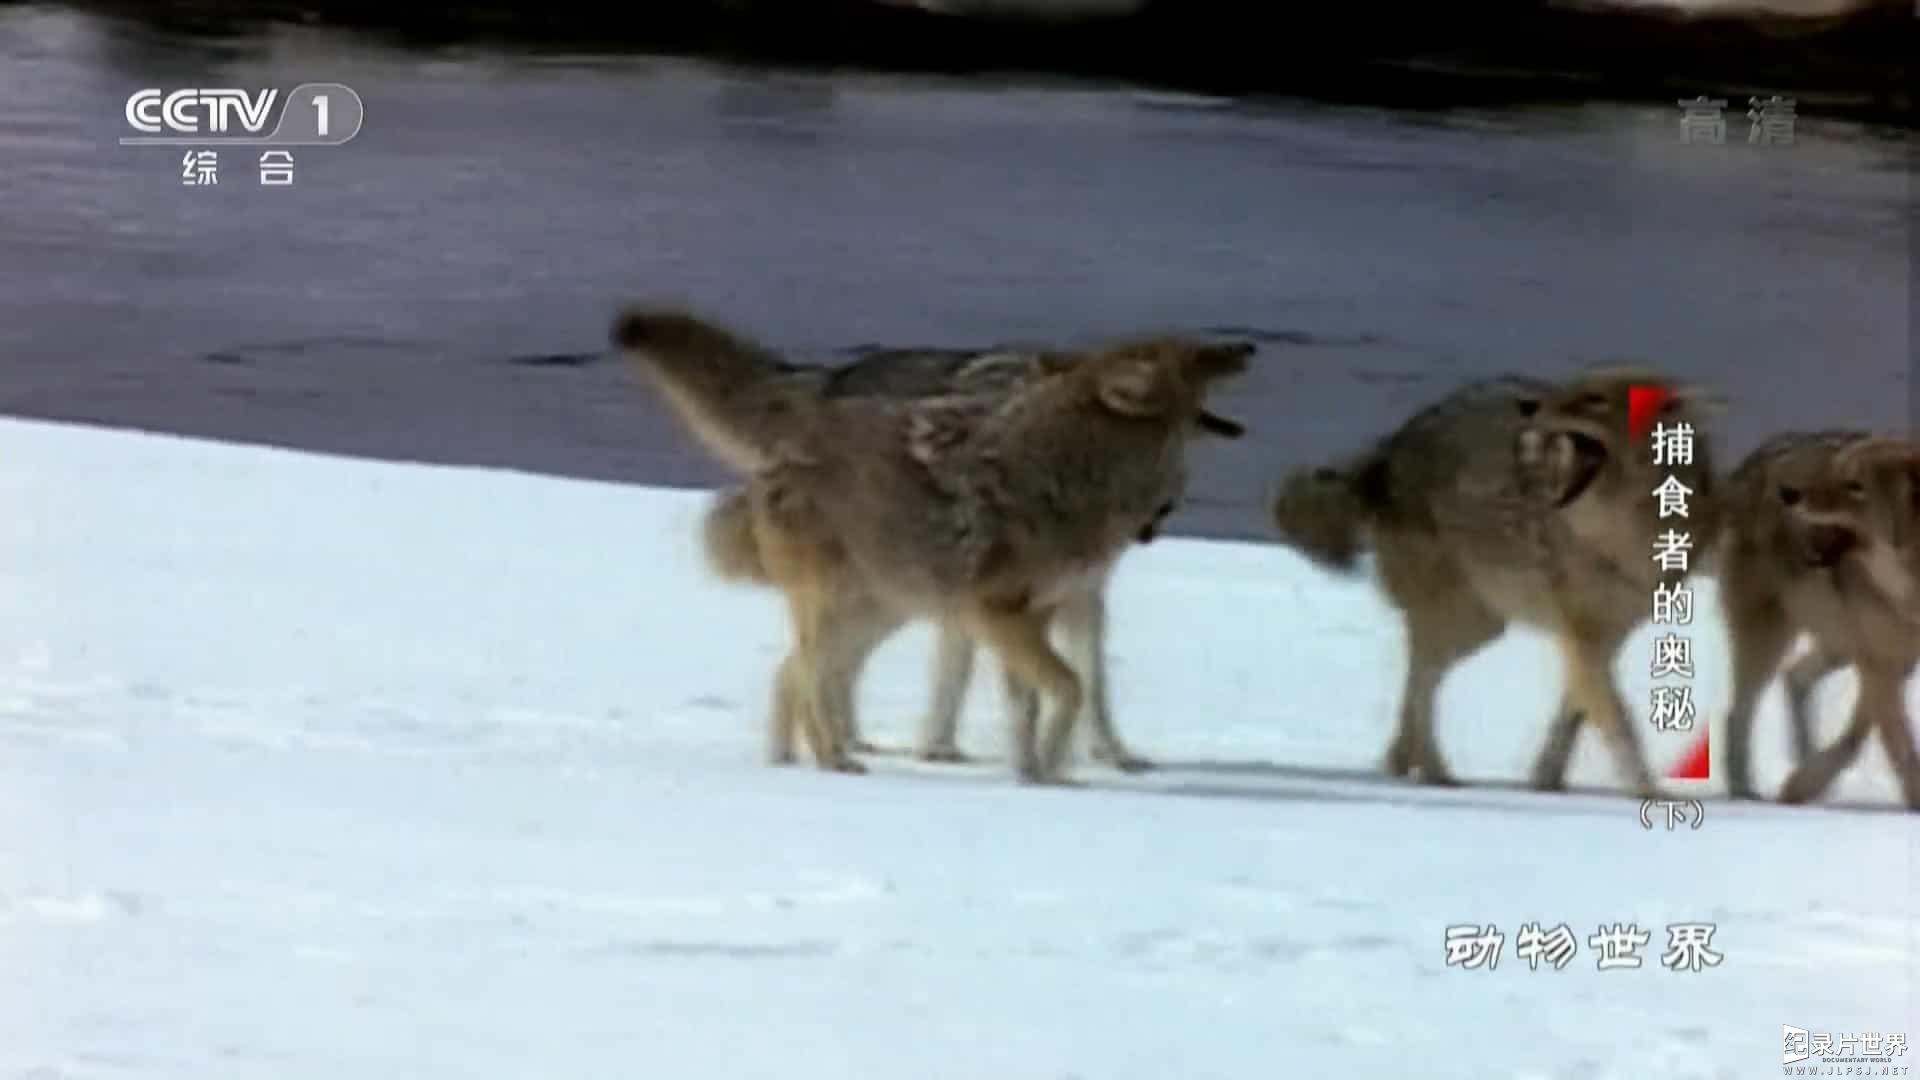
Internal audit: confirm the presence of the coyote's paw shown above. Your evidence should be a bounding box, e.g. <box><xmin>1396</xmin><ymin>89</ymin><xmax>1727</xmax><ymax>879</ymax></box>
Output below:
<box><xmin>1776</xmin><ymin>766</ymin><xmax>1829</xmax><ymax>805</ymax></box>
<box><xmin>916</xmin><ymin>744</ymin><xmax>969</xmax><ymax>764</ymax></box>
<box><xmin>1527</xmin><ymin>765</ymin><xmax>1568</xmax><ymax>793</ymax></box>
<box><xmin>1092</xmin><ymin>743</ymin><xmax>1153</xmax><ymax>773</ymax></box>
<box><xmin>1016</xmin><ymin>773</ymin><xmax>1086</xmax><ymax>789</ymax></box>
<box><xmin>821</xmin><ymin>756</ymin><xmax>868</xmax><ymax>775</ymax></box>
<box><xmin>1405</xmin><ymin>744</ymin><xmax>1458</xmax><ymax>787</ymax></box>
<box><xmin>1382</xmin><ymin>737</ymin><xmax>1413</xmax><ymax>778</ymax></box>
<box><xmin>1014</xmin><ymin>759</ymin><xmax>1082</xmax><ymax>787</ymax></box>
<box><xmin>848</xmin><ymin>739</ymin><xmax>880</xmax><ymax>755</ymax></box>
<box><xmin>1897</xmin><ymin>766</ymin><xmax>1920</xmax><ymax>812</ymax></box>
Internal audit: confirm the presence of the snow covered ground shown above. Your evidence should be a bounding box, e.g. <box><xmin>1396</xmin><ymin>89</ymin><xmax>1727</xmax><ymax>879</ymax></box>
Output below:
<box><xmin>0</xmin><ymin>417</ymin><xmax>1912</xmax><ymax>1080</ymax></box>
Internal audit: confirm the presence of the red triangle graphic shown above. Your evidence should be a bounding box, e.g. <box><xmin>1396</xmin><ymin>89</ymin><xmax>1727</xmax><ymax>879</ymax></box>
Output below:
<box><xmin>1667</xmin><ymin>730</ymin><xmax>1710</xmax><ymax>781</ymax></box>
<box><xmin>1628</xmin><ymin>384</ymin><xmax>1672</xmax><ymax>443</ymax></box>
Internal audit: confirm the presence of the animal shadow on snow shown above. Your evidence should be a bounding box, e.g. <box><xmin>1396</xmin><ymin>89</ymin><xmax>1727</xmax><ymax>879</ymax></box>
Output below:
<box><xmin>1154</xmin><ymin>758</ymin><xmax>1913</xmax><ymax>818</ymax></box>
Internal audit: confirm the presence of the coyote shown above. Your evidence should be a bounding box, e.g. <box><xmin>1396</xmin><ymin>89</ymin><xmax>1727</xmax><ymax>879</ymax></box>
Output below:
<box><xmin>705</xmin><ymin>479</ymin><xmax>1191</xmax><ymax>772</ymax></box>
<box><xmin>1269</xmin><ymin>367</ymin><xmax>1721</xmax><ymax>797</ymax></box>
<box><xmin>617</xmin><ymin>306</ymin><xmax>1251</xmax><ymax>780</ymax></box>
<box><xmin>1713</xmin><ymin>431</ymin><xmax>1920</xmax><ymax>810</ymax></box>
<box><xmin>828</xmin><ymin>349</ymin><xmax>1237</xmax><ymax>770</ymax></box>
<box><xmin>702</xmin><ymin>485</ymin><xmax>1178</xmax><ymax>776</ymax></box>
<box><xmin>616</xmin><ymin>309</ymin><xmax>1241</xmax><ymax>770</ymax></box>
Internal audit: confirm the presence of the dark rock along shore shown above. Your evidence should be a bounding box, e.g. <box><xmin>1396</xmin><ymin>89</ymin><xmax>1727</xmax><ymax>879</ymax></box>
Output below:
<box><xmin>57</xmin><ymin>0</ymin><xmax>1920</xmax><ymax>127</ymax></box>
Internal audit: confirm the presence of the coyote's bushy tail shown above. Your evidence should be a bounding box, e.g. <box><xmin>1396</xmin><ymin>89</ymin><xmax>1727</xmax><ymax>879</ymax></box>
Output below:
<box><xmin>701</xmin><ymin>488</ymin><xmax>770</xmax><ymax>585</ymax></box>
<box><xmin>1268</xmin><ymin>455</ymin><xmax>1386</xmax><ymax>573</ymax></box>
<box><xmin>611</xmin><ymin>305</ymin><xmax>810</xmax><ymax>474</ymax></box>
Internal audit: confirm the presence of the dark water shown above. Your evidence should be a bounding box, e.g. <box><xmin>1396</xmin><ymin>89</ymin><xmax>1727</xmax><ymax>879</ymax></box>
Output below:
<box><xmin>0</xmin><ymin>6</ymin><xmax>1911</xmax><ymax>540</ymax></box>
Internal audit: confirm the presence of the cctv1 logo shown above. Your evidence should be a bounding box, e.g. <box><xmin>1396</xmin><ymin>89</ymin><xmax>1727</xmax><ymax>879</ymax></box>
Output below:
<box><xmin>121</xmin><ymin>84</ymin><xmax>363</xmax><ymax>146</ymax></box>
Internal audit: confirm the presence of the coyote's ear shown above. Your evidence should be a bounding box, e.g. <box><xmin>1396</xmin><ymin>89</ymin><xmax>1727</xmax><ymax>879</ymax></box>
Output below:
<box><xmin>1898</xmin><ymin>458</ymin><xmax>1920</xmax><ymax>547</ymax></box>
<box><xmin>1840</xmin><ymin>439</ymin><xmax>1920</xmax><ymax>545</ymax></box>
<box><xmin>1185</xmin><ymin>340</ymin><xmax>1255</xmax><ymax>381</ymax></box>
<box><xmin>1880</xmin><ymin>446</ymin><xmax>1920</xmax><ymax>527</ymax></box>
<box><xmin>1867</xmin><ymin>454</ymin><xmax>1920</xmax><ymax>551</ymax></box>
<box><xmin>1663</xmin><ymin>381</ymin><xmax>1726</xmax><ymax>419</ymax></box>
<box><xmin>1839</xmin><ymin>439</ymin><xmax>1920</xmax><ymax>492</ymax></box>
<box><xmin>1096</xmin><ymin>355</ymin><xmax>1178</xmax><ymax>419</ymax></box>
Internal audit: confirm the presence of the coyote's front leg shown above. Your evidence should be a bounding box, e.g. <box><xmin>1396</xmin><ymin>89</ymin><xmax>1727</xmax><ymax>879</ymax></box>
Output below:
<box><xmin>914</xmin><ymin>622</ymin><xmax>976</xmax><ymax>763</ymax></box>
<box><xmin>1056</xmin><ymin>587</ymin><xmax>1148</xmax><ymax>772</ymax></box>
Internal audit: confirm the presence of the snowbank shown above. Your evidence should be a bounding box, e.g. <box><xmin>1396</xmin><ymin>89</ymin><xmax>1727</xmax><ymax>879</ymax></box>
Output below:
<box><xmin>0</xmin><ymin>418</ymin><xmax>1910</xmax><ymax>1079</ymax></box>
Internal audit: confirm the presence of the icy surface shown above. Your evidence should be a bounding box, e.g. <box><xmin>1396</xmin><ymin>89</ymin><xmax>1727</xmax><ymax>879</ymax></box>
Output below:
<box><xmin>0</xmin><ymin>418</ymin><xmax>1911</xmax><ymax>1079</ymax></box>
